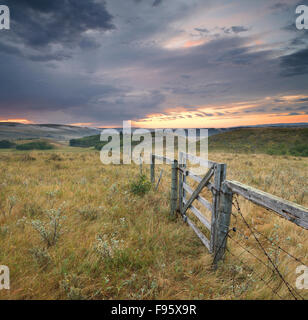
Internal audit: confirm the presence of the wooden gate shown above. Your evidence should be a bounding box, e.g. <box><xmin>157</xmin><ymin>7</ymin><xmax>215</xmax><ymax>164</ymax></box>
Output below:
<box><xmin>149</xmin><ymin>151</ymin><xmax>308</xmax><ymax>267</ymax></box>
<box><xmin>178</xmin><ymin>152</ymin><xmax>231</xmax><ymax>261</ymax></box>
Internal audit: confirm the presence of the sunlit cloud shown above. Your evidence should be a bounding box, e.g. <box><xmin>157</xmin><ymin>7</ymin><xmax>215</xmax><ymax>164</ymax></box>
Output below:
<box><xmin>69</xmin><ymin>122</ymin><xmax>96</xmax><ymax>127</ymax></box>
<box><xmin>134</xmin><ymin>94</ymin><xmax>308</xmax><ymax>128</ymax></box>
<box><xmin>0</xmin><ymin>119</ymin><xmax>34</xmax><ymax>124</ymax></box>
<box><xmin>0</xmin><ymin>1</ymin><xmax>307</xmax><ymax>127</ymax></box>
<box><xmin>164</xmin><ymin>38</ymin><xmax>206</xmax><ymax>49</ymax></box>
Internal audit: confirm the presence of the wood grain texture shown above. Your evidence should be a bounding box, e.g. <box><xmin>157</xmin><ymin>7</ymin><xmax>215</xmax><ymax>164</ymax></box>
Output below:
<box><xmin>183</xmin><ymin>198</ymin><xmax>211</xmax><ymax>231</ymax></box>
<box><xmin>183</xmin><ymin>182</ymin><xmax>212</xmax><ymax>212</ymax></box>
<box><xmin>182</xmin><ymin>166</ymin><xmax>214</xmax><ymax>214</ymax></box>
<box><xmin>186</xmin><ymin>216</ymin><xmax>211</xmax><ymax>251</ymax></box>
<box><xmin>170</xmin><ymin>160</ymin><xmax>178</xmax><ymax>216</ymax></box>
<box><xmin>225</xmin><ymin>180</ymin><xmax>308</xmax><ymax>230</ymax></box>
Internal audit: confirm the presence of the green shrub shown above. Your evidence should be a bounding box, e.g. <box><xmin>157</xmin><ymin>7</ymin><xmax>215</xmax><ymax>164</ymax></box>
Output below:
<box><xmin>94</xmin><ymin>233</ymin><xmax>120</xmax><ymax>260</ymax></box>
<box><xmin>0</xmin><ymin>140</ymin><xmax>15</xmax><ymax>149</ymax></box>
<box><xmin>29</xmin><ymin>247</ymin><xmax>51</xmax><ymax>268</ymax></box>
<box><xmin>70</xmin><ymin>133</ymin><xmax>140</xmax><ymax>150</ymax></box>
<box><xmin>289</xmin><ymin>142</ymin><xmax>308</xmax><ymax>157</ymax></box>
<box><xmin>31</xmin><ymin>205</ymin><xmax>66</xmax><ymax>247</ymax></box>
<box><xmin>130</xmin><ymin>175</ymin><xmax>151</xmax><ymax>196</ymax></box>
<box><xmin>49</xmin><ymin>154</ymin><xmax>63</xmax><ymax>161</ymax></box>
<box><xmin>16</xmin><ymin>141</ymin><xmax>54</xmax><ymax>150</ymax></box>
<box><xmin>70</xmin><ymin>135</ymin><xmax>101</xmax><ymax>148</ymax></box>
<box><xmin>208</xmin><ymin>127</ymin><xmax>308</xmax><ymax>157</ymax></box>
<box><xmin>20</xmin><ymin>154</ymin><xmax>36</xmax><ymax>161</ymax></box>
<box><xmin>77</xmin><ymin>205</ymin><xmax>102</xmax><ymax>221</ymax></box>
<box><xmin>23</xmin><ymin>202</ymin><xmax>43</xmax><ymax>217</ymax></box>
<box><xmin>60</xmin><ymin>274</ymin><xmax>85</xmax><ymax>300</ymax></box>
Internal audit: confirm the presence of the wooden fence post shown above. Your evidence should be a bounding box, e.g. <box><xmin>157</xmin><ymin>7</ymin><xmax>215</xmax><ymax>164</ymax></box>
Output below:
<box><xmin>213</xmin><ymin>181</ymin><xmax>233</xmax><ymax>267</ymax></box>
<box><xmin>150</xmin><ymin>153</ymin><xmax>155</xmax><ymax>183</ymax></box>
<box><xmin>170</xmin><ymin>160</ymin><xmax>178</xmax><ymax>216</ymax></box>
<box><xmin>210</xmin><ymin>164</ymin><xmax>225</xmax><ymax>254</ymax></box>
<box><xmin>179</xmin><ymin>153</ymin><xmax>184</xmax><ymax>215</ymax></box>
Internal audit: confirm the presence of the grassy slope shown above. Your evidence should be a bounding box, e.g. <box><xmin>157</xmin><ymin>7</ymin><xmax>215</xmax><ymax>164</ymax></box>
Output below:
<box><xmin>70</xmin><ymin>127</ymin><xmax>308</xmax><ymax>157</ymax></box>
<box><xmin>69</xmin><ymin>135</ymin><xmax>101</xmax><ymax>148</ymax></box>
<box><xmin>69</xmin><ymin>134</ymin><xmax>140</xmax><ymax>150</ymax></box>
<box><xmin>209</xmin><ymin>127</ymin><xmax>308</xmax><ymax>156</ymax></box>
<box><xmin>0</xmin><ymin>148</ymin><xmax>307</xmax><ymax>300</ymax></box>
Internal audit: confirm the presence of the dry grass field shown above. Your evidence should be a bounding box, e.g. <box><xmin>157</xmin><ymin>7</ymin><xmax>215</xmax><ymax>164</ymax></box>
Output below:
<box><xmin>0</xmin><ymin>148</ymin><xmax>307</xmax><ymax>300</ymax></box>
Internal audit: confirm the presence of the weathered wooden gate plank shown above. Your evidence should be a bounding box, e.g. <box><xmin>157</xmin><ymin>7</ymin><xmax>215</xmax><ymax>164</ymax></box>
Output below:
<box><xmin>225</xmin><ymin>180</ymin><xmax>308</xmax><ymax>230</ymax></box>
<box><xmin>182</xmin><ymin>166</ymin><xmax>214</xmax><ymax>214</ymax></box>
<box><xmin>186</xmin><ymin>216</ymin><xmax>211</xmax><ymax>251</ymax></box>
<box><xmin>183</xmin><ymin>198</ymin><xmax>211</xmax><ymax>231</ymax></box>
<box><xmin>183</xmin><ymin>182</ymin><xmax>212</xmax><ymax>212</ymax></box>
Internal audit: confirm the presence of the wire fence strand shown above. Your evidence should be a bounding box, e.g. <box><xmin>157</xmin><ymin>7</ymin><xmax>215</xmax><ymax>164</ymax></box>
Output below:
<box><xmin>230</xmin><ymin>195</ymin><xmax>305</xmax><ymax>300</ymax></box>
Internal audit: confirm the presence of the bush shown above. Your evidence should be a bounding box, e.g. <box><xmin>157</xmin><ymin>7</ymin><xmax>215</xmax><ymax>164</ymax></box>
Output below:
<box><xmin>16</xmin><ymin>141</ymin><xmax>54</xmax><ymax>150</ymax></box>
<box><xmin>266</xmin><ymin>141</ymin><xmax>308</xmax><ymax>157</ymax></box>
<box><xmin>60</xmin><ymin>274</ymin><xmax>85</xmax><ymax>300</ymax></box>
<box><xmin>0</xmin><ymin>140</ymin><xmax>15</xmax><ymax>149</ymax></box>
<box><xmin>49</xmin><ymin>154</ymin><xmax>63</xmax><ymax>161</ymax></box>
<box><xmin>77</xmin><ymin>205</ymin><xmax>102</xmax><ymax>221</ymax></box>
<box><xmin>20</xmin><ymin>154</ymin><xmax>36</xmax><ymax>161</ymax></box>
<box><xmin>29</xmin><ymin>247</ymin><xmax>51</xmax><ymax>268</ymax></box>
<box><xmin>130</xmin><ymin>175</ymin><xmax>151</xmax><ymax>196</ymax></box>
<box><xmin>69</xmin><ymin>135</ymin><xmax>101</xmax><ymax>148</ymax></box>
<box><xmin>289</xmin><ymin>143</ymin><xmax>308</xmax><ymax>157</ymax></box>
<box><xmin>31</xmin><ymin>205</ymin><xmax>66</xmax><ymax>247</ymax></box>
<box><xmin>94</xmin><ymin>233</ymin><xmax>121</xmax><ymax>260</ymax></box>
<box><xmin>23</xmin><ymin>202</ymin><xmax>43</xmax><ymax>217</ymax></box>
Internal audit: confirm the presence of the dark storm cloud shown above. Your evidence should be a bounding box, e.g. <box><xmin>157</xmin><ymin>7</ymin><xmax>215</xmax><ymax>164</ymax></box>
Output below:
<box><xmin>295</xmin><ymin>105</ymin><xmax>308</xmax><ymax>111</ymax></box>
<box><xmin>66</xmin><ymin>89</ymin><xmax>166</xmax><ymax>124</ymax></box>
<box><xmin>224</xmin><ymin>26</ymin><xmax>249</xmax><ymax>34</ymax></box>
<box><xmin>1</xmin><ymin>0</ymin><xmax>114</xmax><ymax>48</ymax></box>
<box><xmin>152</xmin><ymin>0</ymin><xmax>163</xmax><ymax>7</ymax></box>
<box><xmin>194</xmin><ymin>28</ymin><xmax>210</xmax><ymax>33</ymax></box>
<box><xmin>147</xmin><ymin>36</ymin><xmax>274</xmax><ymax>75</ymax></box>
<box><xmin>28</xmin><ymin>52</ymin><xmax>72</xmax><ymax>62</ymax></box>
<box><xmin>231</xmin><ymin>26</ymin><xmax>249</xmax><ymax>33</ymax></box>
<box><xmin>289</xmin><ymin>36</ymin><xmax>307</xmax><ymax>47</ymax></box>
<box><xmin>134</xmin><ymin>0</ymin><xmax>163</xmax><ymax>7</ymax></box>
<box><xmin>0</xmin><ymin>42</ymin><xmax>22</xmax><ymax>56</ymax></box>
<box><xmin>0</xmin><ymin>0</ymin><xmax>308</xmax><ymax>125</ymax></box>
<box><xmin>270</xmin><ymin>2</ymin><xmax>289</xmax><ymax>11</ymax></box>
<box><xmin>0</xmin><ymin>46</ymin><xmax>166</xmax><ymax>123</ymax></box>
<box><xmin>295</xmin><ymin>98</ymin><xmax>308</xmax><ymax>102</ymax></box>
<box><xmin>280</xmin><ymin>48</ymin><xmax>308</xmax><ymax>76</ymax></box>
<box><xmin>0</xmin><ymin>53</ymin><xmax>121</xmax><ymax>115</ymax></box>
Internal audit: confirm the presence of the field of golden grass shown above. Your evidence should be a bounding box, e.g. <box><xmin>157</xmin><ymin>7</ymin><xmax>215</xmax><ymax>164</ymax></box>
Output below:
<box><xmin>0</xmin><ymin>149</ymin><xmax>307</xmax><ymax>300</ymax></box>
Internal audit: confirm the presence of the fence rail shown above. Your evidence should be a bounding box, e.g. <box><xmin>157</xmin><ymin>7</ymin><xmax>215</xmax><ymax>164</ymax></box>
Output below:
<box><xmin>145</xmin><ymin>151</ymin><xmax>308</xmax><ymax>299</ymax></box>
<box><xmin>147</xmin><ymin>152</ymin><xmax>308</xmax><ymax>270</ymax></box>
<box><xmin>224</xmin><ymin>180</ymin><xmax>308</xmax><ymax>230</ymax></box>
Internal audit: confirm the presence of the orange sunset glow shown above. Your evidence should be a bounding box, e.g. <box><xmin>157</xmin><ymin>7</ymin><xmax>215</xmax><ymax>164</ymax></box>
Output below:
<box><xmin>69</xmin><ymin>123</ymin><xmax>95</xmax><ymax>127</ymax></box>
<box><xmin>0</xmin><ymin>119</ymin><xmax>34</xmax><ymax>124</ymax></box>
<box><xmin>133</xmin><ymin>95</ymin><xmax>308</xmax><ymax>128</ymax></box>
<box><xmin>0</xmin><ymin>1</ymin><xmax>307</xmax><ymax>129</ymax></box>
<box><xmin>133</xmin><ymin>113</ymin><xmax>308</xmax><ymax>129</ymax></box>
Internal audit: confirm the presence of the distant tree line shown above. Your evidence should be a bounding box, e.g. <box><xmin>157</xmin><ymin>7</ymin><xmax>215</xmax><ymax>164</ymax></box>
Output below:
<box><xmin>0</xmin><ymin>140</ymin><xmax>54</xmax><ymax>150</ymax></box>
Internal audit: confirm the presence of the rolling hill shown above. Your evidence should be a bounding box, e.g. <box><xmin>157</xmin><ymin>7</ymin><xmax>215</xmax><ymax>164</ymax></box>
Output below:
<box><xmin>69</xmin><ymin>126</ymin><xmax>308</xmax><ymax>157</ymax></box>
<box><xmin>208</xmin><ymin>127</ymin><xmax>308</xmax><ymax>156</ymax></box>
<box><xmin>0</xmin><ymin>123</ymin><xmax>100</xmax><ymax>141</ymax></box>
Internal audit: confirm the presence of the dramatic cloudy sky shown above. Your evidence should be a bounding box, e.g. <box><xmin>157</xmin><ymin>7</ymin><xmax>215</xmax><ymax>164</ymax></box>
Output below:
<box><xmin>0</xmin><ymin>0</ymin><xmax>308</xmax><ymax>128</ymax></box>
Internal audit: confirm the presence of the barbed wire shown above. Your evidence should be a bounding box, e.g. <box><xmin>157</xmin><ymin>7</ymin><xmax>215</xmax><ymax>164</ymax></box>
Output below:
<box><xmin>232</xmin><ymin>196</ymin><xmax>305</xmax><ymax>300</ymax></box>
<box><xmin>245</xmin><ymin>224</ymin><xmax>306</xmax><ymax>266</ymax></box>
<box><xmin>228</xmin><ymin>234</ymin><xmax>277</xmax><ymax>273</ymax></box>
<box><xmin>150</xmin><ymin>161</ymin><xmax>307</xmax><ymax>300</ymax></box>
<box><xmin>226</xmin><ymin>248</ymin><xmax>285</xmax><ymax>300</ymax></box>
<box><xmin>229</xmin><ymin>225</ymin><xmax>305</xmax><ymax>285</ymax></box>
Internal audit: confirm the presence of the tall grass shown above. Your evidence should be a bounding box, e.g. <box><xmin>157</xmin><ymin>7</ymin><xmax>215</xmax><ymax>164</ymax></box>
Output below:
<box><xmin>0</xmin><ymin>149</ymin><xmax>307</xmax><ymax>300</ymax></box>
